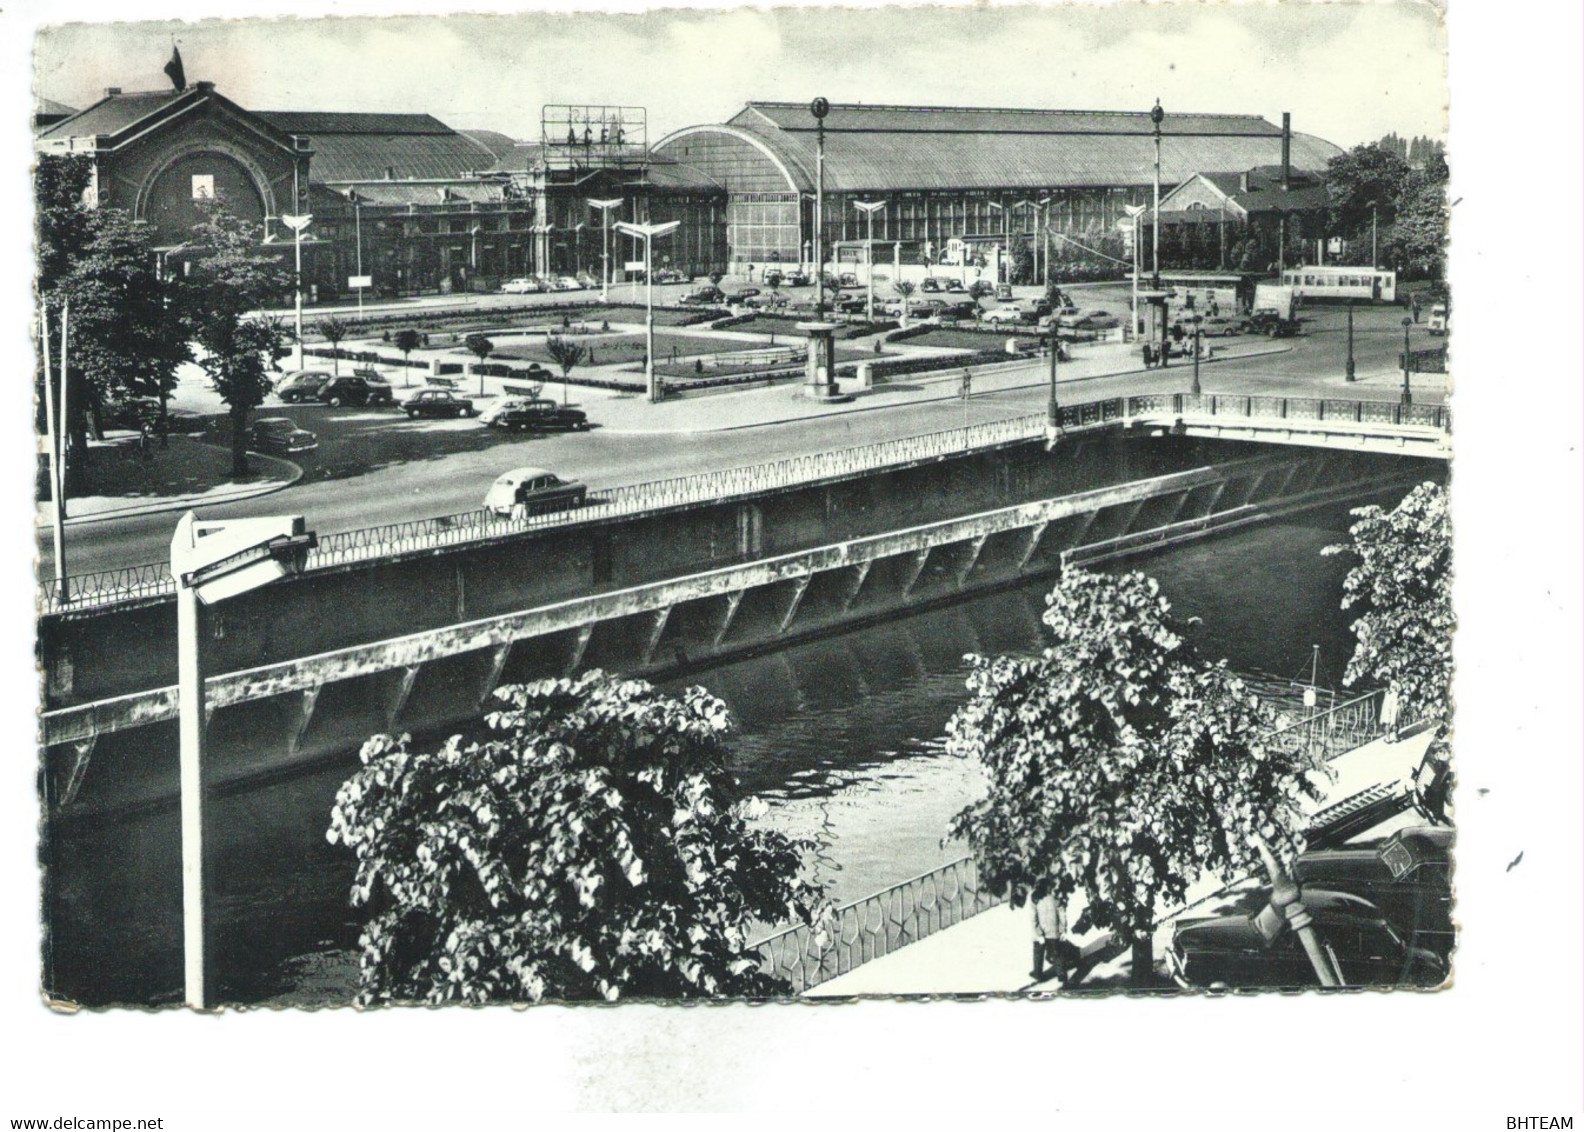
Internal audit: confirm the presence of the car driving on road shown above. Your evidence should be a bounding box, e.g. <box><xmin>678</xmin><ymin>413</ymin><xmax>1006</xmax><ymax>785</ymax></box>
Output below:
<box><xmin>401</xmin><ymin>388</ymin><xmax>477</xmax><ymax>418</ymax></box>
<box><xmin>484</xmin><ymin>466</ymin><xmax>588</xmax><ymax>517</ymax></box>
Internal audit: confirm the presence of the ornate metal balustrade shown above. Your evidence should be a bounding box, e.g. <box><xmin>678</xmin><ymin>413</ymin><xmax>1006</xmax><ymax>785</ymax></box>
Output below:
<box><xmin>39</xmin><ymin>390</ymin><xmax>1449</xmax><ymax>615</ymax></box>
<box><xmin>750</xmin><ymin>683</ymin><xmax>1429</xmax><ymax>994</ymax></box>
<box><xmin>753</xmin><ymin>854</ymin><xmax>1004</xmax><ymax>995</ymax></box>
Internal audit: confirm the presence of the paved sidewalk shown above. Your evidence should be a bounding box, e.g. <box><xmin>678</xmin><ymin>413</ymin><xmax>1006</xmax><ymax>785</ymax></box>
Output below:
<box><xmin>810</xmin><ymin>727</ymin><xmax>1438</xmax><ymax>997</ymax></box>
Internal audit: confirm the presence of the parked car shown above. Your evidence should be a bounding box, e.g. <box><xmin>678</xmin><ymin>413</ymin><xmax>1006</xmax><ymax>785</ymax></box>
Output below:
<box><xmin>549</xmin><ymin>276</ymin><xmax>582</xmax><ymax>292</ymax></box>
<box><xmin>1247</xmin><ymin>307</ymin><xmax>1299</xmax><ymax>337</ymax></box>
<box><xmin>1291</xmin><ymin>826</ymin><xmax>1455</xmax><ymax>958</ymax></box>
<box><xmin>679</xmin><ymin>286</ymin><xmax>726</xmax><ymax>306</ymax></box>
<box><xmin>401</xmin><ymin>388</ymin><xmax>477</xmax><ymax>418</ymax></box>
<box><xmin>1166</xmin><ymin>884</ymin><xmax>1447</xmax><ymax>990</ymax></box>
<box><xmin>982</xmin><ymin>305</ymin><xmax>1026</xmax><ymax>324</ymax></box>
<box><xmin>920</xmin><ymin>277</ymin><xmax>944</xmax><ymax>293</ymax></box>
<box><xmin>839</xmin><ymin>272</ymin><xmax>860</xmax><ymax>288</ymax></box>
<box><xmin>484</xmin><ymin>466</ymin><xmax>587</xmax><ymax>517</ymax></box>
<box><xmin>784</xmin><ymin>270</ymin><xmax>811</xmax><ymax>287</ymax></box>
<box><xmin>726</xmin><ymin>287</ymin><xmax>761</xmax><ymax>303</ymax></box>
<box><xmin>994</xmin><ymin>283</ymin><xmax>1015</xmax><ymax>302</ymax></box>
<box><xmin>277</xmin><ymin>371</ymin><xmax>332</xmax><ymax>403</ymax></box>
<box><xmin>249</xmin><ymin>417</ymin><xmax>319</xmax><ymax>454</ymax></box>
<box><xmin>938</xmin><ymin>300</ymin><xmax>980</xmax><ymax>320</ymax></box>
<box><xmin>944</xmin><ymin>277</ymin><xmax>966</xmax><ymax>293</ymax></box>
<box><xmin>1198</xmin><ymin>316</ymin><xmax>1244</xmax><ymax>337</ymax></box>
<box><xmin>744</xmin><ymin>292</ymin><xmax>788</xmax><ymax>311</ymax></box>
<box><xmin>762</xmin><ymin>270</ymin><xmax>784</xmax><ymax>287</ymax></box>
<box><xmin>486</xmin><ymin>397</ymin><xmax>590</xmax><ymax>432</ymax></box>
<box><xmin>318</xmin><ymin>374</ymin><xmax>395</xmax><ymax>407</ymax></box>
<box><xmin>651</xmin><ymin>268</ymin><xmax>687</xmax><ymax>285</ymax></box>
<box><xmin>1061</xmin><ymin>309</ymin><xmax>1121</xmax><ymax>331</ymax></box>
<box><xmin>500</xmin><ymin>277</ymin><xmax>542</xmax><ymax>295</ymax></box>
<box><xmin>576</xmin><ymin>271</ymin><xmax>599</xmax><ymax>289</ymax></box>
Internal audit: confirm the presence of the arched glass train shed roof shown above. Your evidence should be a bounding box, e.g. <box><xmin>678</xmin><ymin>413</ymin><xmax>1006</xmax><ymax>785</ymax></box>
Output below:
<box><xmin>653</xmin><ymin>101</ymin><xmax>1344</xmax><ymax>195</ymax></box>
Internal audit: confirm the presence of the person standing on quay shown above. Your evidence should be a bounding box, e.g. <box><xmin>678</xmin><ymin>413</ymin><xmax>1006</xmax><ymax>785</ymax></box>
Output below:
<box><xmin>1030</xmin><ymin>892</ymin><xmax>1073</xmax><ymax>984</ymax></box>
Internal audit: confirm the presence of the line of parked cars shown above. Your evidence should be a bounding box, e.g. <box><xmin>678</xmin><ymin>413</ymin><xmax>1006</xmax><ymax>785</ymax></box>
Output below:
<box><xmin>500</xmin><ymin>273</ymin><xmax>598</xmax><ymax>295</ymax></box>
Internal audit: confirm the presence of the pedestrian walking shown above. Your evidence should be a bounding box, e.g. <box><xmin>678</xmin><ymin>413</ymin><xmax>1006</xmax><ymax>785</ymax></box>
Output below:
<box><xmin>1142</xmin><ymin>342</ymin><xmax>1154</xmax><ymax>369</ymax></box>
<box><xmin>961</xmin><ymin>366</ymin><xmax>973</xmax><ymax>400</ymax></box>
<box><xmin>1380</xmin><ymin>683</ymin><xmax>1402</xmax><ymax>741</ymax></box>
<box><xmin>1030</xmin><ymin>892</ymin><xmax>1077</xmax><ymax>984</ymax></box>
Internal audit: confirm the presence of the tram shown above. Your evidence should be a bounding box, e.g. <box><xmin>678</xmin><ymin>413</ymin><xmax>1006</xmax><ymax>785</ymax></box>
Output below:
<box><xmin>1278</xmin><ymin>265</ymin><xmax>1397</xmax><ymax>303</ymax></box>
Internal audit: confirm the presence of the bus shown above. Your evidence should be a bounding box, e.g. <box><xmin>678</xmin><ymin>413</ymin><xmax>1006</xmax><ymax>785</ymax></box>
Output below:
<box><xmin>1279</xmin><ymin>265</ymin><xmax>1397</xmax><ymax>303</ymax></box>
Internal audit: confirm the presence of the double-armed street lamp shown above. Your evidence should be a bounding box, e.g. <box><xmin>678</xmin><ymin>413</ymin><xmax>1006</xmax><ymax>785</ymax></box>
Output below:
<box><xmin>172</xmin><ymin>512</ymin><xmax>317</xmax><ymax>1009</ymax></box>
<box><xmin>588</xmin><ymin>197</ymin><xmax>624</xmax><ymax>301</ymax></box>
<box><xmin>811</xmin><ymin>97</ymin><xmax>830</xmax><ymax>314</ymax></box>
<box><xmin>281</xmin><ymin>212</ymin><xmax>312</xmax><ymax>368</ymax></box>
<box><xmin>853</xmin><ymin>199</ymin><xmax>886</xmax><ymax>322</ymax></box>
<box><xmin>1189</xmin><ymin>314</ymin><xmax>1204</xmax><ymax>398</ymax></box>
<box><xmin>1345</xmin><ymin>300</ymin><xmax>1357</xmax><ymax>382</ymax></box>
<box><xmin>615</xmin><ymin>219</ymin><xmax>681</xmax><ymax>402</ymax></box>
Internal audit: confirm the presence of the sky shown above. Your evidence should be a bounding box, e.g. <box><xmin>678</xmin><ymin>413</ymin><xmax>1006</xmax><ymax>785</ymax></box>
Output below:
<box><xmin>28</xmin><ymin>1</ymin><xmax>1448</xmax><ymax>150</ymax></box>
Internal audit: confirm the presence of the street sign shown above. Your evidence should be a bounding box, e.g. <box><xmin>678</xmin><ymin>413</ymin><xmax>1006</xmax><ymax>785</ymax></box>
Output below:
<box><xmin>348</xmin><ymin>275</ymin><xmax>372</xmax><ymax>289</ymax></box>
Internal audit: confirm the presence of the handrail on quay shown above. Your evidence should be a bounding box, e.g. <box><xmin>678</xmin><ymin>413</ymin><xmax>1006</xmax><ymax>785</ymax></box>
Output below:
<box><xmin>39</xmin><ymin>391</ymin><xmax>1448</xmax><ymax>615</ymax></box>
<box><xmin>752</xmin><ymin>685</ymin><xmax>1424</xmax><ymax>993</ymax></box>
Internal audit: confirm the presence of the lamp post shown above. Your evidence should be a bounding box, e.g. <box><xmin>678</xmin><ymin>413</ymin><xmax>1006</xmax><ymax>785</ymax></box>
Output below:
<box><xmin>1345</xmin><ymin>300</ymin><xmax>1357</xmax><ymax>381</ymax></box>
<box><xmin>1037</xmin><ymin>197</ymin><xmax>1052</xmax><ymax>289</ymax></box>
<box><xmin>1401</xmin><ymin>316</ymin><xmax>1413</xmax><ymax>406</ymax></box>
<box><xmin>171</xmin><ymin>512</ymin><xmax>317</xmax><ymax>1009</ymax></box>
<box><xmin>1190</xmin><ymin>316</ymin><xmax>1203</xmax><ymax>398</ymax></box>
<box><xmin>1124</xmin><ymin>203</ymin><xmax>1146</xmax><ymax>341</ymax></box>
<box><xmin>1370</xmin><ymin>201</ymin><xmax>1379</xmax><ymax>268</ymax></box>
<box><xmin>588</xmin><ymin>197</ymin><xmax>623</xmax><ymax>302</ymax></box>
<box><xmin>353</xmin><ymin>196</ymin><xmax>364</xmax><ymax>317</ymax></box>
<box><xmin>853</xmin><ymin>199</ymin><xmax>886</xmax><ymax>322</ymax></box>
<box><xmin>1047</xmin><ymin>321</ymin><xmax>1061</xmax><ymax>431</ymax></box>
<box><xmin>281</xmin><ymin>212</ymin><xmax>312</xmax><ymax>368</ymax></box>
<box><xmin>616</xmin><ymin>220</ymin><xmax>681</xmax><ymax>403</ymax></box>
<box><xmin>811</xmin><ymin>97</ymin><xmax>830</xmax><ymax>314</ymax></box>
<box><xmin>1150</xmin><ymin>99</ymin><xmax>1164</xmax><ymax>289</ymax></box>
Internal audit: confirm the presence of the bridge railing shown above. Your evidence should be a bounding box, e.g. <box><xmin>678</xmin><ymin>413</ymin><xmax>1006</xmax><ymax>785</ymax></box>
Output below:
<box><xmin>39</xmin><ymin>390</ymin><xmax>1449</xmax><ymax>615</ymax></box>
<box><xmin>1123</xmin><ymin>393</ymin><xmax>1451</xmax><ymax>431</ymax></box>
<box><xmin>752</xmin><ymin>854</ymin><xmax>1005</xmax><ymax>995</ymax></box>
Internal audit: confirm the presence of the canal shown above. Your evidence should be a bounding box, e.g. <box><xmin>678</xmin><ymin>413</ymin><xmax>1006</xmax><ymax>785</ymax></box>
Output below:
<box><xmin>42</xmin><ymin>500</ymin><xmax>1374</xmax><ymax>1007</ymax></box>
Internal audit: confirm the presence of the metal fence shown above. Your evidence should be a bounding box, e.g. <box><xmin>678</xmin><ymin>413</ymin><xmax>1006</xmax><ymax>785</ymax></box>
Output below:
<box><xmin>753</xmin><ymin>855</ymin><xmax>1004</xmax><ymax>994</ymax></box>
<box><xmin>749</xmin><ymin>684</ymin><xmax>1423</xmax><ymax>993</ymax></box>
<box><xmin>39</xmin><ymin>389</ymin><xmax>1451</xmax><ymax>615</ymax></box>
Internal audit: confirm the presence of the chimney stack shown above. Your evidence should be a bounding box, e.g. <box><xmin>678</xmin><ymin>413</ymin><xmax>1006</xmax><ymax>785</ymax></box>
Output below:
<box><xmin>1281</xmin><ymin>112</ymin><xmax>1292</xmax><ymax>192</ymax></box>
<box><xmin>1240</xmin><ymin>169</ymin><xmax>1251</xmax><ymax>193</ymax></box>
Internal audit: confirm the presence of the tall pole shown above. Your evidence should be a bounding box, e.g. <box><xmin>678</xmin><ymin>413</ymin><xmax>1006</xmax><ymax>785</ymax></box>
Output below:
<box><xmin>41</xmin><ymin>300</ymin><xmax>66</xmax><ymax>602</ymax></box>
<box><xmin>1401</xmin><ymin>317</ymin><xmax>1413</xmax><ymax>407</ymax></box>
<box><xmin>1047</xmin><ymin>323</ymin><xmax>1061</xmax><ymax>427</ymax></box>
<box><xmin>645</xmin><ymin>235</ymin><xmax>657</xmax><ymax>402</ymax></box>
<box><xmin>1151</xmin><ymin>100</ymin><xmax>1164</xmax><ymax>288</ymax></box>
<box><xmin>854</xmin><ymin>200</ymin><xmax>885</xmax><ymax>323</ymax></box>
<box><xmin>812</xmin><ymin>97</ymin><xmax>829</xmax><ymax>314</ymax></box>
<box><xmin>1125</xmin><ymin>204</ymin><xmax>1145</xmax><ymax>342</ymax></box>
<box><xmin>1346</xmin><ymin>301</ymin><xmax>1356</xmax><ymax>381</ymax></box>
<box><xmin>177</xmin><ymin>563</ymin><xmax>207</xmax><ymax>1009</ymax></box>
<box><xmin>1371</xmin><ymin>204</ymin><xmax>1379</xmax><ymax>268</ymax></box>
<box><xmin>354</xmin><ymin>199</ymin><xmax>364</xmax><ymax>317</ymax></box>
<box><xmin>590</xmin><ymin>199</ymin><xmax>624</xmax><ymax>302</ymax></box>
<box><xmin>294</xmin><ymin>225</ymin><xmax>304</xmax><ymax>366</ymax></box>
<box><xmin>59</xmin><ymin>296</ymin><xmax>70</xmax><ymax>515</ymax></box>
<box><xmin>1191</xmin><ymin>323</ymin><xmax>1203</xmax><ymax>398</ymax></box>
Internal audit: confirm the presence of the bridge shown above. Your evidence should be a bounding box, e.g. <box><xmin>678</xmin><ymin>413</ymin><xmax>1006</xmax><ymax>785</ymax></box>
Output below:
<box><xmin>39</xmin><ymin>392</ymin><xmax>1448</xmax><ymax>818</ymax></box>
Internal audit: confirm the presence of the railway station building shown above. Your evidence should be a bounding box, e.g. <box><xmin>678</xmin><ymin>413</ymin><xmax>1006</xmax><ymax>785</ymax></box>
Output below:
<box><xmin>652</xmin><ymin>101</ymin><xmax>1343</xmax><ymax>280</ymax></box>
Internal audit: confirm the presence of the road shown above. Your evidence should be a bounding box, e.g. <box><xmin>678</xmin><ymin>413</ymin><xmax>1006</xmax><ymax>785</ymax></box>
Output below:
<box><xmin>38</xmin><ymin>302</ymin><xmax>1442</xmax><ymax>579</ymax></box>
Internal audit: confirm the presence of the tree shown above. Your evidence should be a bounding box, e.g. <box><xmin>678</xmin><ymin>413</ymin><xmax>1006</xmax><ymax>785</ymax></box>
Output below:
<box><xmin>544</xmin><ymin>335</ymin><xmax>587</xmax><ymax>406</ymax></box>
<box><xmin>1322</xmin><ymin>481</ymin><xmax>1452</xmax><ymax>727</ymax></box>
<box><xmin>891</xmin><ymin>279</ymin><xmax>916</xmax><ymax>325</ymax></box>
<box><xmin>1009</xmin><ymin>239</ymin><xmax>1035</xmax><ymax>286</ymax></box>
<box><xmin>1325</xmin><ymin>144</ymin><xmax>1411</xmax><ymax>255</ymax></box>
<box><xmin>465</xmin><ymin>333</ymin><xmax>494</xmax><ymax>396</ymax></box>
<box><xmin>314</xmin><ymin>315</ymin><xmax>351</xmax><ymax>375</ymax></box>
<box><xmin>1389</xmin><ymin>153</ymin><xmax>1450</xmax><ymax>282</ymax></box>
<box><xmin>946</xmin><ymin>569</ymin><xmax>1319</xmax><ymax>985</ymax></box>
<box><xmin>177</xmin><ymin>196</ymin><xmax>291</xmax><ymax>477</ymax></box>
<box><xmin>393</xmin><ymin>328</ymin><xmax>422</xmax><ymax>388</ymax></box>
<box><xmin>708</xmin><ymin>270</ymin><xmax>724</xmax><ymax>288</ymax></box>
<box><xmin>326</xmin><ymin>670</ymin><xmax>826</xmax><ymax>1004</ymax></box>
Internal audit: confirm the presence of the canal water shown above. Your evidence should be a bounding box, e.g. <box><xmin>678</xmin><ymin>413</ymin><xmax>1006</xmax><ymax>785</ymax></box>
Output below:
<box><xmin>43</xmin><ymin>503</ymin><xmax>1368</xmax><ymax>1007</ymax></box>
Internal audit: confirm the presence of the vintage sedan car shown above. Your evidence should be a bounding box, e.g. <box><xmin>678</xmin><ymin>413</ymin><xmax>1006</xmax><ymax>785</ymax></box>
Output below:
<box><xmin>783</xmin><ymin>270</ymin><xmax>811</xmax><ymax>287</ymax></box>
<box><xmin>1060</xmin><ymin>309</ymin><xmax>1122</xmax><ymax>331</ymax></box>
<box><xmin>981</xmin><ymin>305</ymin><xmax>1027</xmax><ymax>324</ymax></box>
<box><xmin>500</xmin><ymin>277</ymin><xmax>543</xmax><ymax>294</ymax></box>
<box><xmin>551</xmin><ymin>276</ymin><xmax>583</xmax><ymax>292</ymax></box>
<box><xmin>249</xmin><ymin>417</ymin><xmax>319</xmax><ymax>454</ymax></box>
<box><xmin>919</xmin><ymin>277</ymin><xmax>944</xmax><ymax>293</ymax></box>
<box><xmin>1199</xmin><ymin>315</ymin><xmax>1244</xmax><ymax>337</ymax></box>
<box><xmin>943</xmin><ymin>277</ymin><xmax>967</xmax><ymax>293</ymax></box>
<box><xmin>678</xmin><ymin>286</ymin><xmax>726</xmax><ymax>306</ymax></box>
<box><xmin>484</xmin><ymin>466</ymin><xmax>588</xmax><ymax>518</ymax></box>
<box><xmin>276</xmin><ymin>371</ymin><xmax>333</xmax><ymax>403</ymax></box>
<box><xmin>401</xmin><ymin>388</ymin><xmax>477</xmax><ymax>418</ymax></box>
<box><xmin>318</xmin><ymin>374</ymin><xmax>395</xmax><ymax>407</ymax></box>
<box><xmin>651</xmin><ymin>268</ymin><xmax>687</xmax><ymax>285</ymax></box>
<box><xmin>1291</xmin><ymin>826</ymin><xmax>1455</xmax><ymax>958</ymax></box>
<box><xmin>486</xmin><ymin>397</ymin><xmax>589</xmax><ymax>432</ymax></box>
<box><xmin>725</xmin><ymin>287</ymin><xmax>761</xmax><ymax>303</ymax></box>
<box><xmin>1166</xmin><ymin>884</ymin><xmax>1447</xmax><ymax>990</ymax></box>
